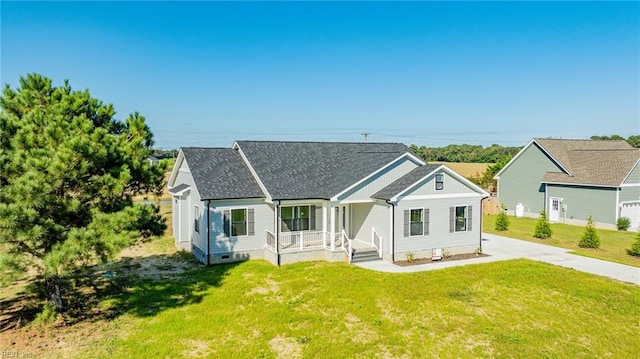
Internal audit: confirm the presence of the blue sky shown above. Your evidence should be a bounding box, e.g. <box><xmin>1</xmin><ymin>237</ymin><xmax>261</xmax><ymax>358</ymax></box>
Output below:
<box><xmin>2</xmin><ymin>1</ymin><xmax>639</xmax><ymax>149</ymax></box>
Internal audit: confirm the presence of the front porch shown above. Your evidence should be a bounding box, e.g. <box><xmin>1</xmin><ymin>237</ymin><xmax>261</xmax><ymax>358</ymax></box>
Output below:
<box><xmin>264</xmin><ymin>229</ymin><xmax>382</xmax><ymax>263</ymax></box>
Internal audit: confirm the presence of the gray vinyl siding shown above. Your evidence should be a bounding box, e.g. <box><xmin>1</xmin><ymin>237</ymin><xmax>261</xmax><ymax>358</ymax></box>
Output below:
<box><xmin>620</xmin><ymin>186</ymin><xmax>640</xmax><ymax>203</ymax></box>
<box><xmin>623</xmin><ymin>162</ymin><xmax>640</xmax><ymax>184</ymax></box>
<box><xmin>337</xmin><ymin>157</ymin><xmax>420</xmax><ymax>202</ymax></box>
<box><xmin>546</xmin><ymin>184</ymin><xmax>617</xmax><ymax>224</ymax></box>
<box><xmin>351</xmin><ymin>201</ymin><xmax>390</xmax><ymax>249</ymax></box>
<box><xmin>179</xmin><ymin>196</ymin><xmax>191</xmax><ymax>245</ymax></box>
<box><xmin>208</xmin><ymin>199</ymin><xmax>274</xmax><ymax>254</ymax></box>
<box><xmin>498</xmin><ymin>143</ymin><xmax>564</xmax><ymax>215</ymax></box>
<box><xmin>172</xmin><ymin>197</ymin><xmax>179</xmax><ymax>241</ymax></box>
<box><xmin>400</xmin><ymin>171</ymin><xmax>480</xmax><ymax>198</ymax></box>
<box><xmin>394</xmin><ymin>196</ymin><xmax>482</xmax><ymax>255</ymax></box>
<box><xmin>173</xmin><ymin>157</ymin><xmax>207</xmax><ymax>253</ymax></box>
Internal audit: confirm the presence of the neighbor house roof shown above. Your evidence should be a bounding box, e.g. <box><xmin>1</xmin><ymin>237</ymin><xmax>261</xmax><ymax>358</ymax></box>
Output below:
<box><xmin>541</xmin><ymin>148</ymin><xmax>640</xmax><ymax>186</ymax></box>
<box><xmin>497</xmin><ymin>138</ymin><xmax>640</xmax><ymax>187</ymax></box>
<box><xmin>181</xmin><ymin>147</ymin><xmax>265</xmax><ymax>200</ymax></box>
<box><xmin>372</xmin><ymin>164</ymin><xmax>443</xmax><ymax>200</ymax></box>
<box><xmin>234</xmin><ymin>141</ymin><xmax>415</xmax><ymax>200</ymax></box>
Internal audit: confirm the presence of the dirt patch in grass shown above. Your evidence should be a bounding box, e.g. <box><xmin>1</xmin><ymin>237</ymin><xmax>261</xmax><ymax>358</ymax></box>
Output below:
<box><xmin>269</xmin><ymin>335</ymin><xmax>302</xmax><ymax>359</ymax></box>
<box><xmin>395</xmin><ymin>253</ymin><xmax>489</xmax><ymax>266</ymax></box>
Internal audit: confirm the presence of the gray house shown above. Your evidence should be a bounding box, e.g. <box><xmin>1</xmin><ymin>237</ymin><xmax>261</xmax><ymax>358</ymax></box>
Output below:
<box><xmin>168</xmin><ymin>141</ymin><xmax>489</xmax><ymax>266</ymax></box>
<box><xmin>495</xmin><ymin>138</ymin><xmax>640</xmax><ymax>230</ymax></box>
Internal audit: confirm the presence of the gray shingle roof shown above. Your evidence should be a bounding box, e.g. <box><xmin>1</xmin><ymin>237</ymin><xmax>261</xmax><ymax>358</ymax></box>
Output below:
<box><xmin>372</xmin><ymin>164</ymin><xmax>443</xmax><ymax>200</ymax></box>
<box><xmin>533</xmin><ymin>138</ymin><xmax>640</xmax><ymax>186</ymax></box>
<box><xmin>235</xmin><ymin>141</ymin><xmax>411</xmax><ymax>200</ymax></box>
<box><xmin>181</xmin><ymin>147</ymin><xmax>265</xmax><ymax>200</ymax></box>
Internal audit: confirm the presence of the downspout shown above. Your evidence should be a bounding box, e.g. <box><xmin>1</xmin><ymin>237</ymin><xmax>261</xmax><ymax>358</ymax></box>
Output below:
<box><xmin>387</xmin><ymin>200</ymin><xmax>395</xmax><ymax>263</ymax></box>
<box><xmin>206</xmin><ymin>200</ymin><xmax>211</xmax><ymax>266</ymax></box>
<box><xmin>275</xmin><ymin>200</ymin><xmax>281</xmax><ymax>266</ymax></box>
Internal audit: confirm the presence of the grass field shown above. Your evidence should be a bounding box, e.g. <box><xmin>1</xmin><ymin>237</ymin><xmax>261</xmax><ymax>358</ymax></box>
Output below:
<box><xmin>2</xmin><ymin>232</ymin><xmax>639</xmax><ymax>358</ymax></box>
<box><xmin>433</xmin><ymin>162</ymin><xmax>490</xmax><ymax>178</ymax></box>
<box><xmin>484</xmin><ymin>214</ymin><xmax>640</xmax><ymax>268</ymax></box>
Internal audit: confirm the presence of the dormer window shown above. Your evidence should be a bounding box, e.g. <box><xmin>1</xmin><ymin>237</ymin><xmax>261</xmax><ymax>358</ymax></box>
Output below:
<box><xmin>435</xmin><ymin>173</ymin><xmax>444</xmax><ymax>191</ymax></box>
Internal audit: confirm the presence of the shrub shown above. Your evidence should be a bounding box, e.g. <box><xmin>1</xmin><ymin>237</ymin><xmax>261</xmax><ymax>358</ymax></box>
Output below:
<box><xmin>617</xmin><ymin>217</ymin><xmax>631</xmax><ymax>231</ymax></box>
<box><xmin>495</xmin><ymin>204</ymin><xmax>510</xmax><ymax>231</ymax></box>
<box><xmin>406</xmin><ymin>252</ymin><xmax>415</xmax><ymax>263</ymax></box>
<box><xmin>627</xmin><ymin>232</ymin><xmax>640</xmax><ymax>256</ymax></box>
<box><xmin>533</xmin><ymin>210</ymin><xmax>553</xmax><ymax>239</ymax></box>
<box><xmin>579</xmin><ymin>215</ymin><xmax>600</xmax><ymax>249</ymax></box>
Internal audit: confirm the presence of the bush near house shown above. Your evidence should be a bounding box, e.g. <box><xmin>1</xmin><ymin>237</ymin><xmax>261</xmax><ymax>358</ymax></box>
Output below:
<box><xmin>494</xmin><ymin>204</ymin><xmax>510</xmax><ymax>231</ymax></box>
<box><xmin>617</xmin><ymin>217</ymin><xmax>631</xmax><ymax>231</ymax></box>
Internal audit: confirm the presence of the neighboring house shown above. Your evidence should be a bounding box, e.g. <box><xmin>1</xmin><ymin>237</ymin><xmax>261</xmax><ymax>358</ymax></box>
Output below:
<box><xmin>148</xmin><ymin>156</ymin><xmax>160</xmax><ymax>166</ymax></box>
<box><xmin>495</xmin><ymin>138</ymin><xmax>640</xmax><ymax>230</ymax></box>
<box><xmin>168</xmin><ymin>141</ymin><xmax>489</xmax><ymax>266</ymax></box>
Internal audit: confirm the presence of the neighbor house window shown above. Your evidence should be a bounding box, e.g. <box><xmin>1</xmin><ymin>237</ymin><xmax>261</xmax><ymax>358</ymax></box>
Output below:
<box><xmin>410</xmin><ymin>209</ymin><xmax>423</xmax><ymax>236</ymax></box>
<box><xmin>281</xmin><ymin>206</ymin><xmax>310</xmax><ymax>232</ymax></box>
<box><xmin>435</xmin><ymin>173</ymin><xmax>444</xmax><ymax>190</ymax></box>
<box><xmin>449</xmin><ymin>206</ymin><xmax>472</xmax><ymax>233</ymax></box>
<box><xmin>194</xmin><ymin>206</ymin><xmax>200</xmax><ymax>233</ymax></box>
<box><xmin>231</xmin><ymin>208</ymin><xmax>247</xmax><ymax>236</ymax></box>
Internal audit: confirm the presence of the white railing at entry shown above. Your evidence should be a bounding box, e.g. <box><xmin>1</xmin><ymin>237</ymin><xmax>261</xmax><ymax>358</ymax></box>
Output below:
<box><xmin>341</xmin><ymin>229</ymin><xmax>353</xmax><ymax>262</ymax></box>
<box><xmin>278</xmin><ymin>230</ymin><xmax>326</xmax><ymax>251</ymax></box>
<box><xmin>371</xmin><ymin>227</ymin><xmax>382</xmax><ymax>258</ymax></box>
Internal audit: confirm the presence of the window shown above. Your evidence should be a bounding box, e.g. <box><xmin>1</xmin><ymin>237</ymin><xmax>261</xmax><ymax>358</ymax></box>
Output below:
<box><xmin>281</xmin><ymin>206</ymin><xmax>310</xmax><ymax>232</ymax></box>
<box><xmin>231</xmin><ymin>208</ymin><xmax>247</xmax><ymax>236</ymax></box>
<box><xmin>455</xmin><ymin>206</ymin><xmax>467</xmax><ymax>232</ymax></box>
<box><xmin>194</xmin><ymin>206</ymin><xmax>200</xmax><ymax>233</ymax></box>
<box><xmin>410</xmin><ymin>209</ymin><xmax>423</xmax><ymax>236</ymax></box>
<box><xmin>435</xmin><ymin>173</ymin><xmax>444</xmax><ymax>191</ymax></box>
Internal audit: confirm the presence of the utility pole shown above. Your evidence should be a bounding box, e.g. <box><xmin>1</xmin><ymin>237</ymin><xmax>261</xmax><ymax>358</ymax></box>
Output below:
<box><xmin>361</xmin><ymin>132</ymin><xmax>370</xmax><ymax>142</ymax></box>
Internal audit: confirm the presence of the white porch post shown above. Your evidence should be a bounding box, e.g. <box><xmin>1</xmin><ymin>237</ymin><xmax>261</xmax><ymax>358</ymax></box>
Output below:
<box><xmin>322</xmin><ymin>203</ymin><xmax>328</xmax><ymax>248</ymax></box>
<box><xmin>330</xmin><ymin>203</ymin><xmax>336</xmax><ymax>251</ymax></box>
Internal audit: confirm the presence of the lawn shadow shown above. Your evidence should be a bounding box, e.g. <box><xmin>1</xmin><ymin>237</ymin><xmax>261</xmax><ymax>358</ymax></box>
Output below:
<box><xmin>0</xmin><ymin>251</ymin><xmax>243</xmax><ymax>329</ymax></box>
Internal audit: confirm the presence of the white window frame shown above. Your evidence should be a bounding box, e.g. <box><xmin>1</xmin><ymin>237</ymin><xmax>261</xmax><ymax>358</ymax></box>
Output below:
<box><xmin>231</xmin><ymin>207</ymin><xmax>248</xmax><ymax>237</ymax></box>
<box><xmin>280</xmin><ymin>205</ymin><xmax>311</xmax><ymax>232</ymax></box>
<box><xmin>435</xmin><ymin>173</ymin><xmax>444</xmax><ymax>191</ymax></box>
<box><xmin>409</xmin><ymin>208</ymin><xmax>423</xmax><ymax>237</ymax></box>
<box><xmin>194</xmin><ymin>205</ymin><xmax>200</xmax><ymax>233</ymax></box>
<box><xmin>454</xmin><ymin>205</ymin><xmax>467</xmax><ymax>232</ymax></box>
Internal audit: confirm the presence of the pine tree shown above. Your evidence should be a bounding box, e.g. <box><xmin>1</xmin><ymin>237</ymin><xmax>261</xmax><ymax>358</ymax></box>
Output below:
<box><xmin>628</xmin><ymin>232</ymin><xmax>640</xmax><ymax>256</ymax></box>
<box><xmin>579</xmin><ymin>216</ymin><xmax>600</xmax><ymax>249</ymax></box>
<box><xmin>495</xmin><ymin>204</ymin><xmax>510</xmax><ymax>231</ymax></box>
<box><xmin>0</xmin><ymin>74</ymin><xmax>166</xmax><ymax>313</ymax></box>
<box><xmin>533</xmin><ymin>210</ymin><xmax>553</xmax><ymax>239</ymax></box>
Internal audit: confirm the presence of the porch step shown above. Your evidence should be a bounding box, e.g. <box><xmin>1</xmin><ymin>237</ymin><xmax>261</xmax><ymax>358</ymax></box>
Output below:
<box><xmin>351</xmin><ymin>247</ymin><xmax>380</xmax><ymax>263</ymax></box>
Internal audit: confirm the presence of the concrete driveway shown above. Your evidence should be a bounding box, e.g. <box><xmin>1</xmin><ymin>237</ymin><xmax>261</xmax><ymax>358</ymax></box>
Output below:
<box><xmin>355</xmin><ymin>233</ymin><xmax>640</xmax><ymax>285</ymax></box>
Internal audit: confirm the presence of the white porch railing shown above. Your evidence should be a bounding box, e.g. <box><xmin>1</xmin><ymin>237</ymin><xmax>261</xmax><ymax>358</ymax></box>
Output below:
<box><xmin>266</xmin><ymin>230</ymin><xmax>276</xmax><ymax>250</ymax></box>
<box><xmin>371</xmin><ymin>227</ymin><xmax>382</xmax><ymax>258</ymax></box>
<box><xmin>340</xmin><ymin>229</ymin><xmax>353</xmax><ymax>263</ymax></box>
<box><xmin>271</xmin><ymin>230</ymin><xmax>327</xmax><ymax>251</ymax></box>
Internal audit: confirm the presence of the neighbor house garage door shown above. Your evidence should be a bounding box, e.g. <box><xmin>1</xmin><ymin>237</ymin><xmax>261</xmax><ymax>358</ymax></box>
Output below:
<box><xmin>620</xmin><ymin>202</ymin><xmax>640</xmax><ymax>231</ymax></box>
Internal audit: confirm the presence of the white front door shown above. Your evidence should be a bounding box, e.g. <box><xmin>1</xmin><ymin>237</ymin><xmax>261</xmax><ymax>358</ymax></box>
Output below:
<box><xmin>549</xmin><ymin>197</ymin><xmax>560</xmax><ymax>222</ymax></box>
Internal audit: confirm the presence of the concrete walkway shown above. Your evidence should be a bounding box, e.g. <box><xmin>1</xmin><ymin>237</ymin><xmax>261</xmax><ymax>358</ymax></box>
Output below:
<box><xmin>354</xmin><ymin>233</ymin><xmax>640</xmax><ymax>285</ymax></box>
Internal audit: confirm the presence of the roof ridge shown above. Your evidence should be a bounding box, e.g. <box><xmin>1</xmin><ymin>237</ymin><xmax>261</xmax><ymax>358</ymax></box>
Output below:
<box><xmin>236</xmin><ymin>140</ymin><xmax>405</xmax><ymax>145</ymax></box>
<box><xmin>571</xmin><ymin>148</ymin><xmax>640</xmax><ymax>152</ymax></box>
<box><xmin>535</xmin><ymin>138</ymin><xmax>628</xmax><ymax>142</ymax></box>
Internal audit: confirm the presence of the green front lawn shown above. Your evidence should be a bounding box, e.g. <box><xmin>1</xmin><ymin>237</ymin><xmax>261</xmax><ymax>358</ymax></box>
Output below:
<box><xmin>484</xmin><ymin>214</ymin><xmax>640</xmax><ymax>267</ymax></box>
<box><xmin>61</xmin><ymin>258</ymin><xmax>638</xmax><ymax>358</ymax></box>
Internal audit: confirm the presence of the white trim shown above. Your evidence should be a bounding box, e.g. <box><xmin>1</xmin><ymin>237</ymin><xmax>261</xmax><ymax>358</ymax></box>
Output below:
<box><xmin>232</xmin><ymin>142</ymin><xmax>272</xmax><ymax>202</ymax></box>
<box><xmin>435</xmin><ymin>173</ymin><xmax>444</xmax><ymax>191</ymax></box>
<box><xmin>194</xmin><ymin>205</ymin><xmax>200</xmax><ymax>234</ymax></box>
<box><xmin>453</xmin><ymin>204</ymin><xmax>469</xmax><ymax>233</ymax></box>
<box><xmin>330</xmin><ymin>153</ymin><xmax>423</xmax><ymax>201</ymax></box>
<box><xmin>390</xmin><ymin>165</ymin><xmax>489</xmax><ymax>202</ymax></box>
<box><xmin>389</xmin><ymin>204</ymin><xmax>394</xmax><ymax>257</ymax></box>
<box><xmin>167</xmin><ymin>149</ymin><xmax>186</xmax><ymax>188</ymax></box>
<box><xmin>541</xmin><ymin>181</ymin><xmax>618</xmax><ymax>188</ymax></box>
<box><xmin>621</xmin><ymin>158</ymin><xmax>640</xmax><ymax>184</ymax></box>
<box><xmin>620</xmin><ymin>183</ymin><xmax>640</xmax><ymax>187</ymax></box>
<box><xmin>338</xmin><ymin>199</ymin><xmax>374</xmax><ymax>204</ymax></box>
<box><xmin>400</xmin><ymin>193</ymin><xmax>484</xmax><ymax>201</ymax></box>
<box><xmin>228</xmin><ymin>207</ymin><xmax>249</xmax><ymax>237</ymax></box>
<box><xmin>278</xmin><ymin>199</ymin><xmax>327</xmax><ymax>206</ymax></box>
<box><xmin>615</xmin><ymin>188</ymin><xmax>620</xmax><ymax>222</ymax></box>
<box><xmin>494</xmin><ymin>139</ymin><xmax>572</xmax><ymax>180</ymax></box>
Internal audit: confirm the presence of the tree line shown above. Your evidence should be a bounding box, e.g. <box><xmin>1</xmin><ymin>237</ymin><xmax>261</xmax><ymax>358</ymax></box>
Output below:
<box><xmin>409</xmin><ymin>144</ymin><xmax>521</xmax><ymax>163</ymax></box>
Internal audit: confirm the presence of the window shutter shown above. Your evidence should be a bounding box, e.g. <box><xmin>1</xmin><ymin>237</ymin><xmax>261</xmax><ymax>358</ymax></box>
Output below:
<box><xmin>403</xmin><ymin>210</ymin><xmax>410</xmax><ymax>237</ymax></box>
<box><xmin>467</xmin><ymin>206</ymin><xmax>473</xmax><ymax>231</ymax></box>
<box><xmin>449</xmin><ymin>207</ymin><xmax>454</xmax><ymax>233</ymax></box>
<box><xmin>424</xmin><ymin>209</ymin><xmax>429</xmax><ymax>235</ymax></box>
<box><xmin>309</xmin><ymin>206</ymin><xmax>317</xmax><ymax>230</ymax></box>
<box><xmin>223</xmin><ymin>210</ymin><xmax>231</xmax><ymax>237</ymax></box>
<box><xmin>248</xmin><ymin>208</ymin><xmax>255</xmax><ymax>236</ymax></box>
